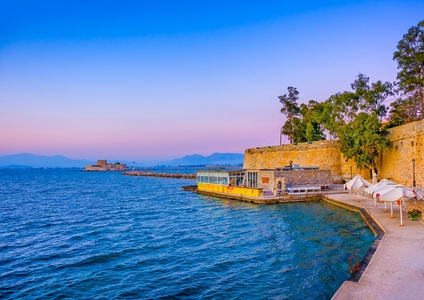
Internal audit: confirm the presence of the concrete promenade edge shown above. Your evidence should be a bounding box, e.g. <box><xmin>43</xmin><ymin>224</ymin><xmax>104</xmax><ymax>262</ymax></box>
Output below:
<box><xmin>327</xmin><ymin>193</ymin><xmax>424</xmax><ymax>300</ymax></box>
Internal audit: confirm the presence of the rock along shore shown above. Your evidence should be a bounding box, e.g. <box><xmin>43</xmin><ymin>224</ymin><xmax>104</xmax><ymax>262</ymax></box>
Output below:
<box><xmin>122</xmin><ymin>171</ymin><xmax>196</xmax><ymax>179</ymax></box>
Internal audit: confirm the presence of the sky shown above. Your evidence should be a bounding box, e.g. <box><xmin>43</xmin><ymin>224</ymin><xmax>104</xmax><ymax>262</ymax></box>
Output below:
<box><xmin>1</xmin><ymin>0</ymin><xmax>423</xmax><ymax>162</ymax></box>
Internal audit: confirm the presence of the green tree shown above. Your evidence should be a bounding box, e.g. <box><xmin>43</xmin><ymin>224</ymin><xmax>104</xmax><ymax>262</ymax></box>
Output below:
<box><xmin>324</xmin><ymin>74</ymin><xmax>393</xmax><ymax>171</ymax></box>
<box><xmin>325</xmin><ymin>74</ymin><xmax>391</xmax><ymax>123</ymax></box>
<box><xmin>387</xmin><ymin>95</ymin><xmax>421</xmax><ymax>128</ymax></box>
<box><xmin>349</xmin><ymin>73</ymin><xmax>392</xmax><ymax>118</ymax></box>
<box><xmin>393</xmin><ymin>20</ymin><xmax>424</xmax><ymax>117</ymax></box>
<box><xmin>305</xmin><ymin>122</ymin><xmax>317</xmax><ymax>142</ymax></box>
<box><xmin>321</xmin><ymin>100</ymin><xmax>339</xmax><ymax>140</ymax></box>
<box><xmin>281</xmin><ymin>100</ymin><xmax>326</xmax><ymax>143</ymax></box>
<box><xmin>278</xmin><ymin>86</ymin><xmax>300</xmax><ymax>144</ymax></box>
<box><xmin>282</xmin><ymin>116</ymin><xmax>302</xmax><ymax>143</ymax></box>
<box><xmin>338</xmin><ymin>113</ymin><xmax>391</xmax><ymax>170</ymax></box>
<box><xmin>300</xmin><ymin>100</ymin><xmax>326</xmax><ymax>142</ymax></box>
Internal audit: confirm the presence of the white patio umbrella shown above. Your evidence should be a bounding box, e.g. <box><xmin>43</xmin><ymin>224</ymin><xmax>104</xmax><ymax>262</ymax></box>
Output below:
<box><xmin>365</xmin><ymin>179</ymin><xmax>396</xmax><ymax>195</ymax></box>
<box><xmin>344</xmin><ymin>175</ymin><xmax>372</xmax><ymax>202</ymax></box>
<box><xmin>378</xmin><ymin>187</ymin><xmax>417</xmax><ymax>226</ymax></box>
<box><xmin>375</xmin><ymin>184</ymin><xmax>406</xmax><ymax>208</ymax></box>
<box><xmin>372</xmin><ymin>184</ymin><xmax>404</xmax><ymax>208</ymax></box>
<box><xmin>366</xmin><ymin>181</ymin><xmax>396</xmax><ymax>206</ymax></box>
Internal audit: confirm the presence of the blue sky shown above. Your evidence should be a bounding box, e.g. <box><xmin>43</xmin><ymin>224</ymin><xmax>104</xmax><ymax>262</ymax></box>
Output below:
<box><xmin>1</xmin><ymin>0</ymin><xmax>423</xmax><ymax>162</ymax></box>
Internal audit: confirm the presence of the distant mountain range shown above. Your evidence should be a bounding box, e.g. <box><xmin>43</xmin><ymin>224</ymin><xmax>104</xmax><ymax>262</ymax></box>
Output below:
<box><xmin>162</xmin><ymin>153</ymin><xmax>244</xmax><ymax>166</ymax></box>
<box><xmin>0</xmin><ymin>153</ymin><xmax>95</xmax><ymax>168</ymax></box>
<box><xmin>0</xmin><ymin>152</ymin><xmax>244</xmax><ymax>168</ymax></box>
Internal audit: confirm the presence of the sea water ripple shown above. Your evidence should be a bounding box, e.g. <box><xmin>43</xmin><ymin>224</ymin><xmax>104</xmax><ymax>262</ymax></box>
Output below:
<box><xmin>0</xmin><ymin>169</ymin><xmax>375</xmax><ymax>299</ymax></box>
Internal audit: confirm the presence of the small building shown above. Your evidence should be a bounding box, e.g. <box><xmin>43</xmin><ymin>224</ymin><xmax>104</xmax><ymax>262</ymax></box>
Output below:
<box><xmin>196</xmin><ymin>166</ymin><xmax>332</xmax><ymax>198</ymax></box>
<box><xmin>197</xmin><ymin>169</ymin><xmax>264</xmax><ymax>197</ymax></box>
<box><xmin>85</xmin><ymin>160</ymin><xmax>127</xmax><ymax>171</ymax></box>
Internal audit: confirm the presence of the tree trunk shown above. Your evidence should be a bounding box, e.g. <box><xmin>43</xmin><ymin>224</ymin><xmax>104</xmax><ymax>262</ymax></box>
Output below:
<box><xmin>289</xmin><ymin>113</ymin><xmax>292</xmax><ymax>144</ymax></box>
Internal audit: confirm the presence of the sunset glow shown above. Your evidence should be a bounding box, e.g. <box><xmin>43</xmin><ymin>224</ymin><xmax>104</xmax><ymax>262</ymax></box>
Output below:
<box><xmin>1</xmin><ymin>0</ymin><xmax>423</xmax><ymax>162</ymax></box>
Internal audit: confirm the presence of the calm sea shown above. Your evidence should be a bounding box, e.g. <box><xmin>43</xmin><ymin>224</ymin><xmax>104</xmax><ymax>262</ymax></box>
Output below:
<box><xmin>0</xmin><ymin>169</ymin><xmax>375</xmax><ymax>299</ymax></box>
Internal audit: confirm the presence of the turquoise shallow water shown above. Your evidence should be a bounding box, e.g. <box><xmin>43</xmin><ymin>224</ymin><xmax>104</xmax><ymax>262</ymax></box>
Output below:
<box><xmin>0</xmin><ymin>169</ymin><xmax>375</xmax><ymax>299</ymax></box>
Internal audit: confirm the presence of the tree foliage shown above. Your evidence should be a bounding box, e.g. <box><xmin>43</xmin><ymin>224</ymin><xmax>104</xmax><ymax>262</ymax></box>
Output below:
<box><xmin>281</xmin><ymin>100</ymin><xmax>326</xmax><ymax>143</ymax></box>
<box><xmin>387</xmin><ymin>95</ymin><xmax>422</xmax><ymax>128</ymax></box>
<box><xmin>278</xmin><ymin>87</ymin><xmax>300</xmax><ymax>143</ymax></box>
<box><xmin>393</xmin><ymin>20</ymin><xmax>424</xmax><ymax>117</ymax></box>
<box><xmin>337</xmin><ymin>113</ymin><xmax>391</xmax><ymax>170</ymax></box>
<box><xmin>324</xmin><ymin>74</ymin><xmax>393</xmax><ymax>170</ymax></box>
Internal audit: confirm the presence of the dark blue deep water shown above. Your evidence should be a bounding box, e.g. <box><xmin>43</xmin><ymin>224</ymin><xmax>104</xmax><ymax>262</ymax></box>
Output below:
<box><xmin>0</xmin><ymin>169</ymin><xmax>375</xmax><ymax>299</ymax></box>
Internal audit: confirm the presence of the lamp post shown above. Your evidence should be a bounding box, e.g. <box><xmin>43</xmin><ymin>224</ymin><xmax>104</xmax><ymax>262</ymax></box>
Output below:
<box><xmin>350</xmin><ymin>166</ymin><xmax>353</xmax><ymax>180</ymax></box>
<box><xmin>412</xmin><ymin>159</ymin><xmax>416</xmax><ymax>187</ymax></box>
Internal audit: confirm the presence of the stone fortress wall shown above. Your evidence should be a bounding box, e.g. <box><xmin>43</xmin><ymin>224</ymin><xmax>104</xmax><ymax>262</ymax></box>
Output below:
<box><xmin>244</xmin><ymin>140</ymin><xmax>343</xmax><ymax>181</ymax></box>
<box><xmin>244</xmin><ymin>141</ymin><xmax>344</xmax><ymax>183</ymax></box>
<box><xmin>381</xmin><ymin>120</ymin><xmax>423</xmax><ymax>187</ymax></box>
<box><xmin>244</xmin><ymin>119</ymin><xmax>424</xmax><ymax>187</ymax></box>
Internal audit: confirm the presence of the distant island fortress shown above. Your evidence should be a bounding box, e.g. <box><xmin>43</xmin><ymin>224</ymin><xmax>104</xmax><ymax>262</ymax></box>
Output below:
<box><xmin>85</xmin><ymin>160</ymin><xmax>127</xmax><ymax>171</ymax></box>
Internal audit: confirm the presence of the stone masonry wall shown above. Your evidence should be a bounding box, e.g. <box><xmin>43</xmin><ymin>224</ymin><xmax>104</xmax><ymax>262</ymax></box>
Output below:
<box><xmin>243</xmin><ymin>141</ymin><xmax>343</xmax><ymax>183</ymax></box>
<box><xmin>340</xmin><ymin>154</ymin><xmax>372</xmax><ymax>181</ymax></box>
<box><xmin>254</xmin><ymin>170</ymin><xmax>276</xmax><ymax>191</ymax></box>
<box><xmin>244</xmin><ymin>119</ymin><xmax>424</xmax><ymax>186</ymax></box>
<box><xmin>275</xmin><ymin>169</ymin><xmax>332</xmax><ymax>187</ymax></box>
<box><xmin>381</xmin><ymin>120</ymin><xmax>423</xmax><ymax>186</ymax></box>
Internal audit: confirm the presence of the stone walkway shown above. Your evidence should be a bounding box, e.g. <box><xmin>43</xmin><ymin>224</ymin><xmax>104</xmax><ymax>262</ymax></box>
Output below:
<box><xmin>327</xmin><ymin>193</ymin><xmax>424</xmax><ymax>300</ymax></box>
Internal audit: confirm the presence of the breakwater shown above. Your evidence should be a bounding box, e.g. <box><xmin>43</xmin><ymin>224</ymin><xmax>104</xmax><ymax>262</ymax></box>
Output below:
<box><xmin>122</xmin><ymin>171</ymin><xmax>196</xmax><ymax>179</ymax></box>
